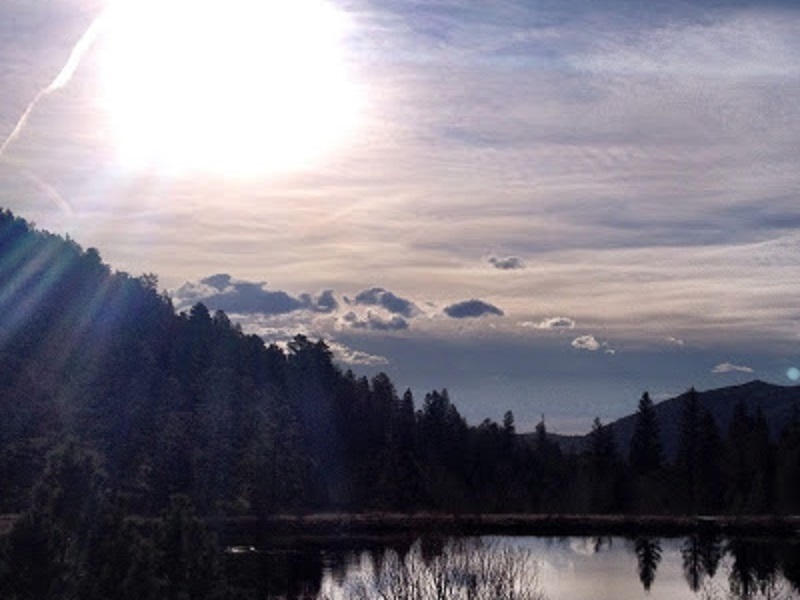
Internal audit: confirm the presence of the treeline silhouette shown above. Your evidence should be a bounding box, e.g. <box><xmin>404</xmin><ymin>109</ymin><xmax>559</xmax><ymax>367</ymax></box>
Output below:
<box><xmin>1</xmin><ymin>207</ymin><xmax>800</xmax><ymax>596</ymax></box>
<box><xmin>1</xmin><ymin>208</ymin><xmax>800</xmax><ymax>517</ymax></box>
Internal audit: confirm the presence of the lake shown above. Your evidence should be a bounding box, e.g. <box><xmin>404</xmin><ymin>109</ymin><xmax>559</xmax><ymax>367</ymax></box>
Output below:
<box><xmin>225</xmin><ymin>533</ymin><xmax>800</xmax><ymax>599</ymax></box>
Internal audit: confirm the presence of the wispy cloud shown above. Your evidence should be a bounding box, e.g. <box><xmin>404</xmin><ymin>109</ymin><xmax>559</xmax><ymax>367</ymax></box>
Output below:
<box><xmin>712</xmin><ymin>362</ymin><xmax>754</xmax><ymax>374</ymax></box>
<box><xmin>572</xmin><ymin>12</ymin><xmax>800</xmax><ymax>78</ymax></box>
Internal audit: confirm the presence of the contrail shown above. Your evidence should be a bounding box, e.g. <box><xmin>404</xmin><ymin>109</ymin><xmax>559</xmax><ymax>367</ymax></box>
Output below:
<box><xmin>19</xmin><ymin>169</ymin><xmax>74</xmax><ymax>216</ymax></box>
<box><xmin>0</xmin><ymin>8</ymin><xmax>109</xmax><ymax>161</ymax></box>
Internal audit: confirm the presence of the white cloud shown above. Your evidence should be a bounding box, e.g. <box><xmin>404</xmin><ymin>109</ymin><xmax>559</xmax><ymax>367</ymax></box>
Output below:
<box><xmin>712</xmin><ymin>362</ymin><xmax>754</xmax><ymax>374</ymax></box>
<box><xmin>327</xmin><ymin>341</ymin><xmax>389</xmax><ymax>366</ymax></box>
<box><xmin>666</xmin><ymin>336</ymin><xmax>685</xmax><ymax>347</ymax></box>
<box><xmin>571</xmin><ymin>335</ymin><xmax>601</xmax><ymax>351</ymax></box>
<box><xmin>236</xmin><ymin>315</ymin><xmax>318</xmax><ymax>344</ymax></box>
<box><xmin>526</xmin><ymin>317</ymin><xmax>576</xmax><ymax>330</ymax></box>
<box><xmin>571</xmin><ymin>334</ymin><xmax>616</xmax><ymax>354</ymax></box>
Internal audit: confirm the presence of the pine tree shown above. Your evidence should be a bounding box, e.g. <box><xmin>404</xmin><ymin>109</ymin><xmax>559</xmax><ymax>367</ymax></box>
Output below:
<box><xmin>586</xmin><ymin>417</ymin><xmax>621</xmax><ymax>512</ymax></box>
<box><xmin>676</xmin><ymin>387</ymin><xmax>702</xmax><ymax>513</ymax></box>
<box><xmin>629</xmin><ymin>392</ymin><xmax>663</xmax><ymax>475</ymax></box>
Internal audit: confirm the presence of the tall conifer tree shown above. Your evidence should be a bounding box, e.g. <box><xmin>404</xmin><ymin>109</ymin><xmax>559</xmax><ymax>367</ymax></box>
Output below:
<box><xmin>629</xmin><ymin>392</ymin><xmax>664</xmax><ymax>475</ymax></box>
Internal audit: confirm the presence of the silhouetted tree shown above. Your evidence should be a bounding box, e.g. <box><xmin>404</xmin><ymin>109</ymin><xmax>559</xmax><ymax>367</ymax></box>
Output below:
<box><xmin>775</xmin><ymin>409</ymin><xmax>800</xmax><ymax>513</ymax></box>
<box><xmin>697</xmin><ymin>410</ymin><xmax>724</xmax><ymax>513</ymax></box>
<box><xmin>629</xmin><ymin>392</ymin><xmax>663</xmax><ymax>475</ymax></box>
<box><xmin>530</xmin><ymin>416</ymin><xmax>564</xmax><ymax>512</ymax></box>
<box><xmin>676</xmin><ymin>388</ymin><xmax>703</xmax><ymax>513</ymax></box>
<box><xmin>585</xmin><ymin>417</ymin><xmax>622</xmax><ymax>512</ymax></box>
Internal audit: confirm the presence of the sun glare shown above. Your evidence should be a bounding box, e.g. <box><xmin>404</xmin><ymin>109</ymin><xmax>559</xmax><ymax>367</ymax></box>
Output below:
<box><xmin>99</xmin><ymin>0</ymin><xmax>361</xmax><ymax>177</ymax></box>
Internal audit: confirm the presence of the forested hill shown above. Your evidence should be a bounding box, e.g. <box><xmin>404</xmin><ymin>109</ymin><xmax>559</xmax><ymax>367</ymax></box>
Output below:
<box><xmin>1</xmin><ymin>207</ymin><xmax>800</xmax><ymax>524</ymax></box>
<box><xmin>0</xmin><ymin>207</ymin><xmax>543</xmax><ymax>515</ymax></box>
<box><xmin>607</xmin><ymin>381</ymin><xmax>800</xmax><ymax>460</ymax></box>
<box><xmin>543</xmin><ymin>381</ymin><xmax>800</xmax><ymax>459</ymax></box>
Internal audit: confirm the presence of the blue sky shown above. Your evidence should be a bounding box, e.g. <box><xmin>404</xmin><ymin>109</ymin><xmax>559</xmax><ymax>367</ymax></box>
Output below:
<box><xmin>1</xmin><ymin>0</ymin><xmax>799</xmax><ymax>432</ymax></box>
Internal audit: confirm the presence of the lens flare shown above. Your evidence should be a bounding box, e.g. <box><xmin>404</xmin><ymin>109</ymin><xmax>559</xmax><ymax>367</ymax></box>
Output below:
<box><xmin>788</xmin><ymin>367</ymin><xmax>800</xmax><ymax>382</ymax></box>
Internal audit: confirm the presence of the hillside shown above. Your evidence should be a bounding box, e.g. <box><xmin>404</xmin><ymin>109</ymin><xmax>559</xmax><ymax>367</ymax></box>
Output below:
<box><xmin>535</xmin><ymin>381</ymin><xmax>800</xmax><ymax>458</ymax></box>
<box><xmin>0</xmin><ymin>208</ymin><xmax>557</xmax><ymax>516</ymax></box>
<box><xmin>605</xmin><ymin>381</ymin><xmax>800</xmax><ymax>460</ymax></box>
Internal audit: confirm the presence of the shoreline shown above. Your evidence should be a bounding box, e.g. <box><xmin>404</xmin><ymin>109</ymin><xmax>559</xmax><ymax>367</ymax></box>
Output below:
<box><xmin>216</xmin><ymin>513</ymin><xmax>800</xmax><ymax>543</ymax></box>
<box><xmin>3</xmin><ymin>512</ymin><xmax>798</xmax><ymax>541</ymax></box>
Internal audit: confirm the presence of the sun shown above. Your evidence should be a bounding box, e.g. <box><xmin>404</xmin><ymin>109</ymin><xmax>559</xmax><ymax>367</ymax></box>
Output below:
<box><xmin>98</xmin><ymin>0</ymin><xmax>361</xmax><ymax>177</ymax></box>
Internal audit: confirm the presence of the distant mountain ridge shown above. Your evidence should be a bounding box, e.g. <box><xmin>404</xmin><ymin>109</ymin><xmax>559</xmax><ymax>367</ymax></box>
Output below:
<box><xmin>543</xmin><ymin>380</ymin><xmax>800</xmax><ymax>458</ymax></box>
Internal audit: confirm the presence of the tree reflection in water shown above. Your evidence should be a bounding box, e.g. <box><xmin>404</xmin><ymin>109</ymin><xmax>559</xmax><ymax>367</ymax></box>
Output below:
<box><xmin>682</xmin><ymin>533</ymin><xmax>725</xmax><ymax>592</ymax></box>
<box><xmin>678</xmin><ymin>533</ymin><xmax>800</xmax><ymax>599</ymax></box>
<box><xmin>222</xmin><ymin>535</ymin><xmax>800</xmax><ymax>599</ymax></box>
<box><xmin>634</xmin><ymin>537</ymin><xmax>662</xmax><ymax>591</ymax></box>
<box><xmin>318</xmin><ymin>538</ymin><xmax>546</xmax><ymax>600</ymax></box>
<box><xmin>701</xmin><ymin>579</ymin><xmax>796</xmax><ymax>600</ymax></box>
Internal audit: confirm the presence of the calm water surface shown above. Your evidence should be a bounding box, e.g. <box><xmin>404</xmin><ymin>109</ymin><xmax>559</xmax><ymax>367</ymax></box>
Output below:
<box><xmin>228</xmin><ymin>534</ymin><xmax>800</xmax><ymax>599</ymax></box>
<box><xmin>482</xmin><ymin>536</ymin><xmax>792</xmax><ymax>600</ymax></box>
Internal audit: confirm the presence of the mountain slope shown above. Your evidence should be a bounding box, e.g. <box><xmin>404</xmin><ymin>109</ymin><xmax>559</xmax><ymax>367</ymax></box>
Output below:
<box><xmin>608</xmin><ymin>381</ymin><xmax>800</xmax><ymax>459</ymax></box>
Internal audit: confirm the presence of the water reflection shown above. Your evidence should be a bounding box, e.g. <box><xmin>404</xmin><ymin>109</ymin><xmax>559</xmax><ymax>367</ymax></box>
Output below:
<box><xmin>727</xmin><ymin>537</ymin><xmax>785</xmax><ymax>599</ymax></box>
<box><xmin>224</xmin><ymin>535</ymin><xmax>800</xmax><ymax>599</ymax></box>
<box><xmin>319</xmin><ymin>538</ymin><xmax>545</xmax><ymax>600</ymax></box>
<box><xmin>634</xmin><ymin>537</ymin><xmax>662</xmax><ymax>591</ymax></box>
<box><xmin>682</xmin><ymin>533</ymin><xmax>724</xmax><ymax>592</ymax></box>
